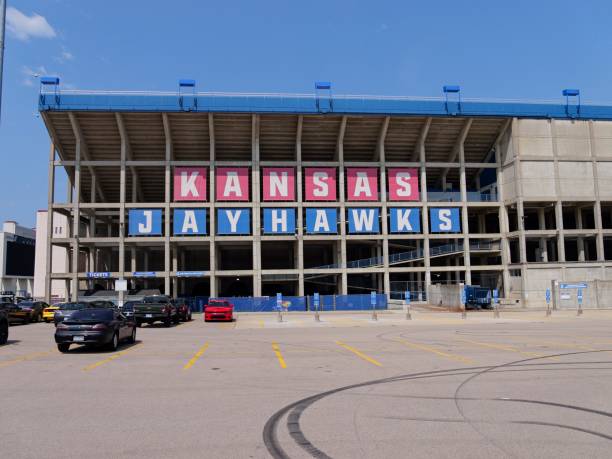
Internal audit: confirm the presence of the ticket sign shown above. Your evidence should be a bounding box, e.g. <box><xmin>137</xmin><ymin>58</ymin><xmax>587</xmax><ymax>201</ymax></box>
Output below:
<box><xmin>173</xmin><ymin>209</ymin><xmax>207</xmax><ymax>235</ymax></box>
<box><xmin>305</xmin><ymin>167</ymin><xmax>337</xmax><ymax>201</ymax></box>
<box><xmin>217</xmin><ymin>209</ymin><xmax>251</xmax><ymax>235</ymax></box>
<box><xmin>305</xmin><ymin>208</ymin><xmax>337</xmax><ymax>234</ymax></box>
<box><xmin>389</xmin><ymin>208</ymin><xmax>421</xmax><ymax>233</ymax></box>
<box><xmin>173</xmin><ymin>167</ymin><xmax>207</xmax><ymax>201</ymax></box>
<box><xmin>128</xmin><ymin>209</ymin><xmax>162</xmax><ymax>236</ymax></box>
<box><xmin>346</xmin><ymin>168</ymin><xmax>378</xmax><ymax>201</ymax></box>
<box><xmin>388</xmin><ymin>168</ymin><xmax>419</xmax><ymax>201</ymax></box>
<box><xmin>262</xmin><ymin>167</ymin><xmax>295</xmax><ymax>201</ymax></box>
<box><xmin>263</xmin><ymin>208</ymin><xmax>296</xmax><ymax>234</ymax></box>
<box><xmin>216</xmin><ymin>167</ymin><xmax>249</xmax><ymax>201</ymax></box>
<box><xmin>348</xmin><ymin>208</ymin><xmax>380</xmax><ymax>234</ymax></box>
<box><xmin>429</xmin><ymin>208</ymin><xmax>461</xmax><ymax>233</ymax></box>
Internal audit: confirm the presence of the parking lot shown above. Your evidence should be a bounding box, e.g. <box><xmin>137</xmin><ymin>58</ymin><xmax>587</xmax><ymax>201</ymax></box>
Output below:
<box><xmin>2</xmin><ymin>309</ymin><xmax>612</xmax><ymax>459</ymax></box>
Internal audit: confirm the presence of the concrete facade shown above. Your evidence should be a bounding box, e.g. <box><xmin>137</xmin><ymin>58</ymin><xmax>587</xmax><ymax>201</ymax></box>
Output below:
<box><xmin>38</xmin><ymin>91</ymin><xmax>612</xmax><ymax>307</ymax></box>
<box><xmin>33</xmin><ymin>210</ymin><xmax>69</xmax><ymax>300</ymax></box>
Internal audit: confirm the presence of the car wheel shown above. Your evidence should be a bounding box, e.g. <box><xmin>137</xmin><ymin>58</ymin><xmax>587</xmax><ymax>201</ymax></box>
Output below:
<box><xmin>0</xmin><ymin>320</ymin><xmax>8</xmax><ymax>345</ymax></box>
<box><xmin>188</xmin><ymin>313</ymin><xmax>192</xmax><ymax>321</ymax></box>
<box><xmin>57</xmin><ymin>343</ymin><xmax>70</xmax><ymax>353</ymax></box>
<box><xmin>108</xmin><ymin>332</ymin><xmax>119</xmax><ymax>352</ymax></box>
<box><xmin>173</xmin><ymin>315</ymin><xmax>180</xmax><ymax>324</ymax></box>
<box><xmin>128</xmin><ymin>327</ymin><xmax>136</xmax><ymax>344</ymax></box>
<box><xmin>164</xmin><ymin>317</ymin><xmax>171</xmax><ymax>327</ymax></box>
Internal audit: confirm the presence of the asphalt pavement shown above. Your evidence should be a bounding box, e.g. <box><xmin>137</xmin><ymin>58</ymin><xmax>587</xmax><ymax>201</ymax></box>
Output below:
<box><xmin>2</xmin><ymin>309</ymin><xmax>612</xmax><ymax>459</ymax></box>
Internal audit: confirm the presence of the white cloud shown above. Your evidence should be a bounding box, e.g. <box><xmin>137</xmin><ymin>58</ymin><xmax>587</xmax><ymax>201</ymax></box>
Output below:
<box><xmin>54</xmin><ymin>47</ymin><xmax>74</xmax><ymax>63</ymax></box>
<box><xmin>7</xmin><ymin>7</ymin><xmax>56</xmax><ymax>41</ymax></box>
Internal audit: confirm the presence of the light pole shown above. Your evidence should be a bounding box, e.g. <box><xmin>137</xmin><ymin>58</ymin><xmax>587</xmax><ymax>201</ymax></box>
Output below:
<box><xmin>0</xmin><ymin>0</ymin><xmax>7</xmax><ymax>124</ymax></box>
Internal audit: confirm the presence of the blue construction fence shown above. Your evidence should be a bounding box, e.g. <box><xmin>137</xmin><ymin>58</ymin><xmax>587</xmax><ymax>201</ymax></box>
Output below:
<box><xmin>183</xmin><ymin>293</ymin><xmax>387</xmax><ymax>313</ymax></box>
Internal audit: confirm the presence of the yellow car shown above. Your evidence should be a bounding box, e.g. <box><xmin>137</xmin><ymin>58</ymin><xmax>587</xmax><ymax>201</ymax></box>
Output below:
<box><xmin>42</xmin><ymin>305</ymin><xmax>60</xmax><ymax>323</ymax></box>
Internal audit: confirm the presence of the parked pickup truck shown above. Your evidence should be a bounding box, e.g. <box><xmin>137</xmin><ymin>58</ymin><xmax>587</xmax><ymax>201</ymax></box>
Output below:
<box><xmin>133</xmin><ymin>295</ymin><xmax>179</xmax><ymax>327</ymax></box>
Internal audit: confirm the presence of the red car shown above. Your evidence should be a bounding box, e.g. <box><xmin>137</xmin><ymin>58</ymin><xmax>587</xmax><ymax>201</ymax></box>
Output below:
<box><xmin>204</xmin><ymin>299</ymin><xmax>234</xmax><ymax>322</ymax></box>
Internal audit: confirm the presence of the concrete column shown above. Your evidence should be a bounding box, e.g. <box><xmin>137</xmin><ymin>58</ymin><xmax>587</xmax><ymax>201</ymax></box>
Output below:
<box><xmin>164</xmin><ymin>127</ymin><xmax>171</xmax><ymax>296</ymax></box>
<box><xmin>459</xmin><ymin>138</ymin><xmax>472</xmax><ymax>285</ymax></box>
<box><xmin>378</xmin><ymin>117</ymin><xmax>391</xmax><ymax>297</ymax></box>
<box><xmin>71</xmin><ymin>128</ymin><xmax>82</xmax><ymax>301</ymax></box>
<box><xmin>538</xmin><ymin>208</ymin><xmax>548</xmax><ymax>262</ymax></box>
<box><xmin>338</xmin><ymin>117</ymin><xmax>348</xmax><ymax>295</ymax></box>
<box><xmin>420</xmin><ymin>142</ymin><xmax>431</xmax><ymax>290</ymax></box>
<box><xmin>296</xmin><ymin>115</ymin><xmax>304</xmax><ymax>296</ymax></box>
<box><xmin>44</xmin><ymin>143</ymin><xmax>56</xmax><ymax>303</ymax></box>
<box><xmin>118</xmin><ymin>125</ymin><xmax>126</xmax><ymax>304</ymax></box>
<box><xmin>575</xmin><ymin>207</ymin><xmax>585</xmax><ymax>261</ymax></box>
<box><xmin>208</xmin><ymin>113</ymin><xmax>217</xmax><ymax>297</ymax></box>
<box><xmin>495</xmin><ymin>138</ymin><xmax>511</xmax><ymax>297</ymax></box>
<box><xmin>555</xmin><ymin>201</ymin><xmax>566</xmax><ymax>262</ymax></box>
<box><xmin>172</xmin><ymin>247</ymin><xmax>178</xmax><ymax>296</ymax></box>
<box><xmin>588</xmin><ymin>121</ymin><xmax>605</xmax><ymax>262</ymax></box>
<box><xmin>251</xmin><ymin>115</ymin><xmax>262</xmax><ymax>296</ymax></box>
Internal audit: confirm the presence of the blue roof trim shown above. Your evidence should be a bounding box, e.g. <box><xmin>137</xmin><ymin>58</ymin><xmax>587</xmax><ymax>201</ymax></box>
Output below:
<box><xmin>38</xmin><ymin>92</ymin><xmax>612</xmax><ymax>120</ymax></box>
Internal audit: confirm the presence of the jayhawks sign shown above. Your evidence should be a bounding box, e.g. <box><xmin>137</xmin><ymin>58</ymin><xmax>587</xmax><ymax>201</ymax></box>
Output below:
<box><xmin>389</xmin><ymin>208</ymin><xmax>421</xmax><ymax>233</ymax></box>
<box><xmin>347</xmin><ymin>208</ymin><xmax>380</xmax><ymax>234</ymax></box>
<box><xmin>305</xmin><ymin>208</ymin><xmax>337</xmax><ymax>234</ymax></box>
<box><xmin>217</xmin><ymin>208</ymin><xmax>251</xmax><ymax>234</ymax></box>
<box><xmin>387</xmin><ymin>168</ymin><xmax>419</xmax><ymax>201</ymax></box>
<box><xmin>263</xmin><ymin>208</ymin><xmax>296</xmax><ymax>234</ymax></box>
<box><xmin>429</xmin><ymin>208</ymin><xmax>461</xmax><ymax>233</ymax></box>
<box><xmin>173</xmin><ymin>209</ymin><xmax>207</xmax><ymax>235</ymax></box>
<box><xmin>129</xmin><ymin>209</ymin><xmax>162</xmax><ymax>236</ymax></box>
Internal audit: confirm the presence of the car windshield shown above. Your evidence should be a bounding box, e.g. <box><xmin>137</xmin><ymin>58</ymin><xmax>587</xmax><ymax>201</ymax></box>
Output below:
<box><xmin>69</xmin><ymin>309</ymin><xmax>113</xmax><ymax>321</ymax></box>
<box><xmin>58</xmin><ymin>302</ymin><xmax>88</xmax><ymax>311</ymax></box>
<box><xmin>142</xmin><ymin>296</ymin><xmax>168</xmax><ymax>304</ymax></box>
<box><xmin>208</xmin><ymin>300</ymin><xmax>229</xmax><ymax>307</ymax></box>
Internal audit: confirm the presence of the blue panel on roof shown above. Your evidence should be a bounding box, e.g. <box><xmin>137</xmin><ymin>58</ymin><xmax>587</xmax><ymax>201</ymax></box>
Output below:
<box><xmin>41</xmin><ymin>76</ymin><xmax>60</xmax><ymax>85</ymax></box>
<box><xmin>562</xmin><ymin>89</ymin><xmax>580</xmax><ymax>97</ymax></box>
<box><xmin>315</xmin><ymin>81</ymin><xmax>331</xmax><ymax>90</ymax></box>
<box><xmin>179</xmin><ymin>79</ymin><xmax>196</xmax><ymax>87</ymax></box>
<box><xmin>443</xmin><ymin>85</ymin><xmax>460</xmax><ymax>93</ymax></box>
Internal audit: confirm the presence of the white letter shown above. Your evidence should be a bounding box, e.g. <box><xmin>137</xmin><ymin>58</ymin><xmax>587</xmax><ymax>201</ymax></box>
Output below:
<box><xmin>138</xmin><ymin>211</ymin><xmax>152</xmax><ymax>234</ymax></box>
<box><xmin>269</xmin><ymin>172</ymin><xmax>288</xmax><ymax>197</ymax></box>
<box><xmin>180</xmin><ymin>171</ymin><xmax>199</xmax><ymax>198</ymax></box>
<box><xmin>271</xmin><ymin>209</ymin><xmax>287</xmax><ymax>232</ymax></box>
<box><xmin>351</xmin><ymin>209</ymin><xmax>375</xmax><ymax>232</ymax></box>
<box><xmin>223</xmin><ymin>172</ymin><xmax>243</xmax><ymax>197</ymax></box>
<box><xmin>226</xmin><ymin>210</ymin><xmax>242</xmax><ymax>233</ymax></box>
<box><xmin>313</xmin><ymin>210</ymin><xmax>330</xmax><ymax>232</ymax></box>
<box><xmin>439</xmin><ymin>210</ymin><xmax>452</xmax><ymax>231</ymax></box>
<box><xmin>353</xmin><ymin>172</ymin><xmax>372</xmax><ymax>197</ymax></box>
<box><xmin>395</xmin><ymin>172</ymin><xmax>412</xmax><ymax>197</ymax></box>
<box><xmin>181</xmin><ymin>210</ymin><xmax>198</xmax><ymax>233</ymax></box>
<box><xmin>396</xmin><ymin>209</ymin><xmax>413</xmax><ymax>231</ymax></box>
<box><xmin>312</xmin><ymin>172</ymin><xmax>329</xmax><ymax>197</ymax></box>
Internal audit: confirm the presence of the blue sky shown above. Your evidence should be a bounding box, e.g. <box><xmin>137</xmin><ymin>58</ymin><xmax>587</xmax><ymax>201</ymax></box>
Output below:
<box><xmin>1</xmin><ymin>0</ymin><xmax>612</xmax><ymax>227</ymax></box>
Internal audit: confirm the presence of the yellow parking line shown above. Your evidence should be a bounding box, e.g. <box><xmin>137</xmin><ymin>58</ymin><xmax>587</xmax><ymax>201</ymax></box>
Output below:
<box><xmin>258</xmin><ymin>320</ymin><xmax>265</xmax><ymax>328</ymax></box>
<box><xmin>183</xmin><ymin>342</ymin><xmax>210</xmax><ymax>370</ymax></box>
<box><xmin>336</xmin><ymin>341</ymin><xmax>383</xmax><ymax>367</ymax></box>
<box><xmin>82</xmin><ymin>344</ymin><xmax>142</xmax><ymax>371</ymax></box>
<box><xmin>457</xmin><ymin>338</ymin><xmax>554</xmax><ymax>359</ymax></box>
<box><xmin>0</xmin><ymin>350</ymin><xmax>53</xmax><ymax>368</ymax></box>
<box><xmin>272</xmin><ymin>342</ymin><xmax>286</xmax><ymax>368</ymax></box>
<box><xmin>395</xmin><ymin>339</ymin><xmax>474</xmax><ymax>364</ymax></box>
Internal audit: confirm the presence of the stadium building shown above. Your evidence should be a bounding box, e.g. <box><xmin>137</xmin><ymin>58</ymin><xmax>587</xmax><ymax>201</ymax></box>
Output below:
<box><xmin>37</xmin><ymin>81</ymin><xmax>612</xmax><ymax>306</ymax></box>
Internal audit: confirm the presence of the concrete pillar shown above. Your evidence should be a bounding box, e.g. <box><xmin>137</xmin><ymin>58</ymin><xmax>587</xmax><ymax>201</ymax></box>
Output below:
<box><xmin>208</xmin><ymin>113</ymin><xmax>217</xmax><ymax>297</ymax></box>
<box><xmin>555</xmin><ymin>201</ymin><xmax>566</xmax><ymax>262</ymax></box>
<box><xmin>477</xmin><ymin>214</ymin><xmax>486</xmax><ymax>233</ymax></box>
<box><xmin>337</xmin><ymin>117</ymin><xmax>348</xmax><ymax>295</ymax></box>
<box><xmin>419</xmin><ymin>129</ymin><xmax>431</xmax><ymax>292</ymax></box>
<box><xmin>538</xmin><ymin>208</ymin><xmax>548</xmax><ymax>262</ymax></box>
<box><xmin>71</xmin><ymin>125</ymin><xmax>82</xmax><ymax>301</ymax></box>
<box><xmin>296</xmin><ymin>116</ymin><xmax>304</xmax><ymax>296</ymax></box>
<box><xmin>251</xmin><ymin>115</ymin><xmax>262</xmax><ymax>297</ymax></box>
<box><xmin>459</xmin><ymin>138</ymin><xmax>472</xmax><ymax>285</ymax></box>
<box><xmin>45</xmin><ymin>143</ymin><xmax>56</xmax><ymax>303</ymax></box>
<box><xmin>576</xmin><ymin>207</ymin><xmax>585</xmax><ymax>262</ymax></box>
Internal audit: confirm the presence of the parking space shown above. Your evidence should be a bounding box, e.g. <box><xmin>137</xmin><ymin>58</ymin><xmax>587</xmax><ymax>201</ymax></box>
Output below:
<box><xmin>2</xmin><ymin>311</ymin><xmax>612</xmax><ymax>458</ymax></box>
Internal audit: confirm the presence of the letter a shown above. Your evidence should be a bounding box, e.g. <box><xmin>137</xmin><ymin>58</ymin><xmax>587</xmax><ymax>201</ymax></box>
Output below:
<box><xmin>223</xmin><ymin>172</ymin><xmax>243</xmax><ymax>197</ymax></box>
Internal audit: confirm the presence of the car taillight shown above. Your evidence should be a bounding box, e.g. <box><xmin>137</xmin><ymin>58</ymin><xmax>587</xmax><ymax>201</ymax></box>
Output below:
<box><xmin>92</xmin><ymin>323</ymin><xmax>108</xmax><ymax>330</ymax></box>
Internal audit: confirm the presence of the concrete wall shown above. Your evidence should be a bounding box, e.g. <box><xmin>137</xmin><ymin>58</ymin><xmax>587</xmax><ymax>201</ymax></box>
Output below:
<box><xmin>427</xmin><ymin>284</ymin><xmax>462</xmax><ymax>308</ymax></box>
<box><xmin>33</xmin><ymin>211</ymin><xmax>68</xmax><ymax>300</ymax></box>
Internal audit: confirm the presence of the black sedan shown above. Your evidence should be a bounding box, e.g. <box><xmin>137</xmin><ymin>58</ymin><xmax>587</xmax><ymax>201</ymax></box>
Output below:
<box><xmin>55</xmin><ymin>308</ymin><xmax>136</xmax><ymax>353</ymax></box>
<box><xmin>53</xmin><ymin>302</ymin><xmax>90</xmax><ymax>325</ymax></box>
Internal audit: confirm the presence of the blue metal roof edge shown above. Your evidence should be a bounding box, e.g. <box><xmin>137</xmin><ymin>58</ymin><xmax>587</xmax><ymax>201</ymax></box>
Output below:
<box><xmin>37</xmin><ymin>92</ymin><xmax>612</xmax><ymax>120</ymax></box>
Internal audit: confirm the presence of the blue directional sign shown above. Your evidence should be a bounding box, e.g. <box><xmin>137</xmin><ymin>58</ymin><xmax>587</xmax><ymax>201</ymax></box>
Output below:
<box><xmin>577</xmin><ymin>288</ymin><xmax>583</xmax><ymax>305</ymax></box>
<box><xmin>559</xmin><ymin>283</ymin><xmax>588</xmax><ymax>289</ymax></box>
<box><xmin>263</xmin><ymin>208</ymin><xmax>296</xmax><ymax>234</ymax></box>
<box><xmin>390</xmin><ymin>208</ymin><xmax>421</xmax><ymax>233</ymax></box>
<box><xmin>493</xmin><ymin>289</ymin><xmax>499</xmax><ymax>304</ymax></box>
<box><xmin>305</xmin><ymin>208</ymin><xmax>337</xmax><ymax>234</ymax></box>
<box><xmin>348</xmin><ymin>208</ymin><xmax>380</xmax><ymax>234</ymax></box>
<box><xmin>87</xmin><ymin>272</ymin><xmax>110</xmax><ymax>279</ymax></box>
<box><xmin>545</xmin><ymin>288</ymin><xmax>551</xmax><ymax>304</ymax></box>
<box><xmin>133</xmin><ymin>271</ymin><xmax>156</xmax><ymax>278</ymax></box>
<box><xmin>313</xmin><ymin>292</ymin><xmax>320</xmax><ymax>309</ymax></box>
<box><xmin>129</xmin><ymin>209</ymin><xmax>162</xmax><ymax>236</ymax></box>
<box><xmin>370</xmin><ymin>291</ymin><xmax>377</xmax><ymax>307</ymax></box>
<box><xmin>429</xmin><ymin>208</ymin><xmax>460</xmax><ymax>233</ymax></box>
<box><xmin>217</xmin><ymin>209</ymin><xmax>251</xmax><ymax>235</ymax></box>
<box><xmin>174</xmin><ymin>209</ymin><xmax>207</xmax><ymax>235</ymax></box>
<box><xmin>276</xmin><ymin>292</ymin><xmax>283</xmax><ymax>311</ymax></box>
<box><xmin>176</xmin><ymin>271</ymin><xmax>207</xmax><ymax>277</ymax></box>
<box><xmin>405</xmin><ymin>291</ymin><xmax>411</xmax><ymax>305</ymax></box>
